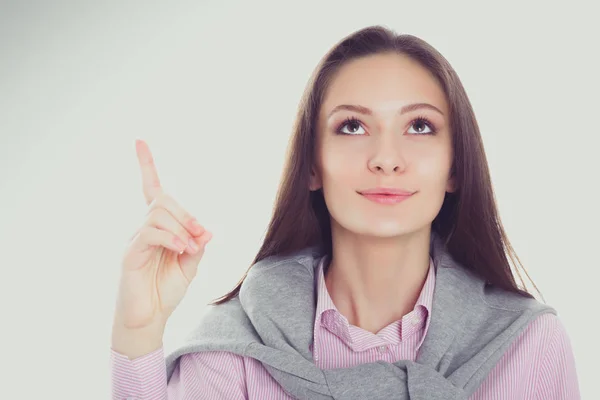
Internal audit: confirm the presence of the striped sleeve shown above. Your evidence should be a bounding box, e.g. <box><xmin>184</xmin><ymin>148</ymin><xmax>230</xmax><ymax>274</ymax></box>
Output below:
<box><xmin>533</xmin><ymin>315</ymin><xmax>581</xmax><ymax>399</ymax></box>
<box><xmin>110</xmin><ymin>347</ymin><xmax>248</xmax><ymax>399</ymax></box>
<box><xmin>111</xmin><ymin>347</ymin><xmax>167</xmax><ymax>399</ymax></box>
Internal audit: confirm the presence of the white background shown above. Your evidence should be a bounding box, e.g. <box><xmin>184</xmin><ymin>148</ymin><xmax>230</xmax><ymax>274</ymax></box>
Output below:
<box><xmin>1</xmin><ymin>1</ymin><xmax>597</xmax><ymax>398</ymax></box>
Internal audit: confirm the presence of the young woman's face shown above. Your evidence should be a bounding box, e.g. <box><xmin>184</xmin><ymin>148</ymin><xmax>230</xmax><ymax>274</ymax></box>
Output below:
<box><xmin>311</xmin><ymin>52</ymin><xmax>455</xmax><ymax>239</ymax></box>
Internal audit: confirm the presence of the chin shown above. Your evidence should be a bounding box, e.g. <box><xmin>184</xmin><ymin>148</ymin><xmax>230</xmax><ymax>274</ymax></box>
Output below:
<box><xmin>330</xmin><ymin>205</ymin><xmax>430</xmax><ymax>239</ymax></box>
<box><xmin>357</xmin><ymin>222</ymin><xmax>416</xmax><ymax>239</ymax></box>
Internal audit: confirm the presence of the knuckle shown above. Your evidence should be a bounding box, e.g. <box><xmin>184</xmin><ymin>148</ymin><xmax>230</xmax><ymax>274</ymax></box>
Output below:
<box><xmin>178</xmin><ymin>227</ymin><xmax>191</xmax><ymax>241</ymax></box>
<box><xmin>158</xmin><ymin>192</ymin><xmax>177</xmax><ymax>212</ymax></box>
<box><xmin>147</xmin><ymin>192</ymin><xmax>170</xmax><ymax>212</ymax></box>
<box><xmin>154</xmin><ymin>192</ymin><xmax>169</xmax><ymax>207</ymax></box>
<box><xmin>145</xmin><ymin>193</ymin><xmax>195</xmax><ymax>234</ymax></box>
<box><xmin>144</xmin><ymin>210</ymin><xmax>157</xmax><ymax>226</ymax></box>
<box><xmin>182</xmin><ymin>210</ymin><xmax>195</xmax><ymax>225</ymax></box>
<box><xmin>160</xmin><ymin>196</ymin><xmax>195</xmax><ymax>230</ymax></box>
<box><xmin>159</xmin><ymin>192</ymin><xmax>173</xmax><ymax>203</ymax></box>
<box><xmin>146</xmin><ymin>207</ymin><xmax>166</xmax><ymax>224</ymax></box>
<box><xmin>160</xmin><ymin>193</ymin><xmax>189</xmax><ymax>220</ymax></box>
<box><xmin>146</xmin><ymin>197</ymin><xmax>162</xmax><ymax>214</ymax></box>
<box><xmin>138</xmin><ymin>226</ymin><xmax>152</xmax><ymax>240</ymax></box>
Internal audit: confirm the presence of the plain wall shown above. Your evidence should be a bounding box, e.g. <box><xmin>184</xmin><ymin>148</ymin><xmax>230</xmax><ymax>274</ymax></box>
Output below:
<box><xmin>1</xmin><ymin>1</ymin><xmax>597</xmax><ymax>398</ymax></box>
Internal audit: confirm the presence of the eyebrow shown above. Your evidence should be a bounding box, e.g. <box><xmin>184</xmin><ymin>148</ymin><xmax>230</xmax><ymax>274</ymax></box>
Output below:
<box><xmin>327</xmin><ymin>102</ymin><xmax>445</xmax><ymax>119</ymax></box>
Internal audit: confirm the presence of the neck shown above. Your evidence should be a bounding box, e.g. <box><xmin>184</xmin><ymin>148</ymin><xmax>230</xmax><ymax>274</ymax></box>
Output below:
<box><xmin>324</xmin><ymin>224</ymin><xmax>432</xmax><ymax>334</ymax></box>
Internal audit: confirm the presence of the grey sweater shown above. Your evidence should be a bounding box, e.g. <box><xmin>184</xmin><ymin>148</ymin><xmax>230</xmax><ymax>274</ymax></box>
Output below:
<box><xmin>164</xmin><ymin>233</ymin><xmax>555</xmax><ymax>399</ymax></box>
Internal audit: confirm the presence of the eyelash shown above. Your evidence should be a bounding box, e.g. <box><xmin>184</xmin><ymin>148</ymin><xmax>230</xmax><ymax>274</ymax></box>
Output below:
<box><xmin>335</xmin><ymin>115</ymin><xmax>438</xmax><ymax>136</ymax></box>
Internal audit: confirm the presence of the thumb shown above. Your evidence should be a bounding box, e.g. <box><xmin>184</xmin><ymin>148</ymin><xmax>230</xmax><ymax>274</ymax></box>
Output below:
<box><xmin>178</xmin><ymin>230</ymin><xmax>212</xmax><ymax>282</ymax></box>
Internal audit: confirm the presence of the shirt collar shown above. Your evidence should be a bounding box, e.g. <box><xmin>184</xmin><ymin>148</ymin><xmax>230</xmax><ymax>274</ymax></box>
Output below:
<box><xmin>313</xmin><ymin>255</ymin><xmax>436</xmax><ymax>351</ymax></box>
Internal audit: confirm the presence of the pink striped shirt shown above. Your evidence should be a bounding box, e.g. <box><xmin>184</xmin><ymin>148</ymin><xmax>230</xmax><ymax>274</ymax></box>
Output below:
<box><xmin>111</xmin><ymin>257</ymin><xmax>580</xmax><ymax>399</ymax></box>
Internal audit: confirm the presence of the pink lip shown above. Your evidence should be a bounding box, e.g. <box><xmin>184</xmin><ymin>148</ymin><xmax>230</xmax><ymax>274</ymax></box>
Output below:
<box><xmin>360</xmin><ymin>193</ymin><xmax>413</xmax><ymax>205</ymax></box>
<box><xmin>359</xmin><ymin>187</ymin><xmax>414</xmax><ymax>196</ymax></box>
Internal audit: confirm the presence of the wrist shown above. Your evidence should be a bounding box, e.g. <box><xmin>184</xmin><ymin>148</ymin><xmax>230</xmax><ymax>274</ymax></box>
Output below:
<box><xmin>111</xmin><ymin>318</ymin><xmax>166</xmax><ymax>360</ymax></box>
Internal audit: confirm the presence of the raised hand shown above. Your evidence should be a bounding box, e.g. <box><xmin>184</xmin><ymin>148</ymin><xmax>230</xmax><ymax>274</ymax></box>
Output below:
<box><xmin>114</xmin><ymin>139</ymin><xmax>212</xmax><ymax>333</ymax></box>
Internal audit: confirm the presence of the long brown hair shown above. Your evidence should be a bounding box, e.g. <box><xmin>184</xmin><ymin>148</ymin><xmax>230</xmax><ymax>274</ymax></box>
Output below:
<box><xmin>210</xmin><ymin>25</ymin><xmax>542</xmax><ymax>306</ymax></box>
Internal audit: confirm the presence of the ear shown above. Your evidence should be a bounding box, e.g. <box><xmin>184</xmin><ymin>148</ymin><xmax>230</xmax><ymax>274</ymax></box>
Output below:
<box><xmin>309</xmin><ymin>167</ymin><xmax>322</xmax><ymax>191</ymax></box>
<box><xmin>445</xmin><ymin>175</ymin><xmax>456</xmax><ymax>193</ymax></box>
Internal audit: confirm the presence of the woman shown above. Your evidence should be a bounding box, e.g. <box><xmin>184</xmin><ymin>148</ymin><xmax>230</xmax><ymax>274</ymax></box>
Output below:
<box><xmin>111</xmin><ymin>26</ymin><xmax>580</xmax><ymax>399</ymax></box>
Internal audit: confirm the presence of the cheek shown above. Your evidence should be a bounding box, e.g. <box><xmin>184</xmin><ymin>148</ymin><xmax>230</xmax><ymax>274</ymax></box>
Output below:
<box><xmin>319</xmin><ymin>145</ymin><xmax>361</xmax><ymax>184</ymax></box>
<box><xmin>411</xmin><ymin>148</ymin><xmax>452</xmax><ymax>186</ymax></box>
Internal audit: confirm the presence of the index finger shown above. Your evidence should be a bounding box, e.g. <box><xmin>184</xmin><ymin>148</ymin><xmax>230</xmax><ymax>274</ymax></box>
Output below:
<box><xmin>135</xmin><ymin>139</ymin><xmax>163</xmax><ymax>205</ymax></box>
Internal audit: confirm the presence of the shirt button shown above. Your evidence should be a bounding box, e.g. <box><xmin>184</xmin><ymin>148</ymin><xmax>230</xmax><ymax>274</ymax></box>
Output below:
<box><xmin>411</xmin><ymin>318</ymin><xmax>421</xmax><ymax>326</ymax></box>
<box><xmin>378</xmin><ymin>345</ymin><xmax>387</xmax><ymax>353</ymax></box>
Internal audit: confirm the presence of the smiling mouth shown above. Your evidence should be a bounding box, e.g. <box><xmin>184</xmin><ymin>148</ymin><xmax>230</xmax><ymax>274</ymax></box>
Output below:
<box><xmin>359</xmin><ymin>192</ymin><xmax>414</xmax><ymax>205</ymax></box>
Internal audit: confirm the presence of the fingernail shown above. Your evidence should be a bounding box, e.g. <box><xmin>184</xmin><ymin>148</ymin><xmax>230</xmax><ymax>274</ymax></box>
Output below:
<box><xmin>174</xmin><ymin>237</ymin><xmax>187</xmax><ymax>252</ymax></box>
<box><xmin>188</xmin><ymin>238</ymin><xmax>199</xmax><ymax>252</ymax></box>
<box><xmin>191</xmin><ymin>219</ymin><xmax>203</xmax><ymax>233</ymax></box>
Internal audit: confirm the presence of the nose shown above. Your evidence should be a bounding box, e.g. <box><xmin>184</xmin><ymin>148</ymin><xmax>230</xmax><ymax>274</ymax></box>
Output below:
<box><xmin>367</xmin><ymin>136</ymin><xmax>406</xmax><ymax>174</ymax></box>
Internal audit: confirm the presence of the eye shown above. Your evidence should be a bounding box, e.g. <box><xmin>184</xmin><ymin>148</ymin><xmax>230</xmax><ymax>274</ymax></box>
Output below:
<box><xmin>407</xmin><ymin>117</ymin><xmax>437</xmax><ymax>135</ymax></box>
<box><xmin>336</xmin><ymin>117</ymin><xmax>366</xmax><ymax>135</ymax></box>
<box><xmin>335</xmin><ymin>115</ymin><xmax>438</xmax><ymax>136</ymax></box>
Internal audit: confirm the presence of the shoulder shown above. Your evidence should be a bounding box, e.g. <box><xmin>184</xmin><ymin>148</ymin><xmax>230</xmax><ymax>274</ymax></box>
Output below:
<box><xmin>474</xmin><ymin>313</ymin><xmax>580</xmax><ymax>399</ymax></box>
<box><xmin>516</xmin><ymin>313</ymin><xmax>581</xmax><ymax>399</ymax></box>
<box><xmin>177</xmin><ymin>351</ymin><xmax>247</xmax><ymax>396</ymax></box>
<box><xmin>513</xmin><ymin>312</ymin><xmax>567</xmax><ymax>355</ymax></box>
<box><xmin>523</xmin><ymin>312</ymin><xmax>577</xmax><ymax>369</ymax></box>
<box><xmin>240</xmin><ymin>246</ymin><xmax>323</xmax><ymax>297</ymax></box>
<box><xmin>183</xmin><ymin>351</ymin><xmax>289</xmax><ymax>398</ymax></box>
<box><xmin>524</xmin><ymin>312</ymin><xmax>566</xmax><ymax>336</ymax></box>
<box><xmin>184</xmin><ymin>349</ymin><xmax>246</xmax><ymax>369</ymax></box>
<box><xmin>510</xmin><ymin>312</ymin><xmax>578</xmax><ymax>378</ymax></box>
<box><xmin>180</xmin><ymin>350</ymin><xmax>285</xmax><ymax>397</ymax></box>
<box><xmin>480</xmin><ymin>283</ymin><xmax>556</xmax><ymax>315</ymax></box>
<box><xmin>246</xmin><ymin>246</ymin><xmax>322</xmax><ymax>280</ymax></box>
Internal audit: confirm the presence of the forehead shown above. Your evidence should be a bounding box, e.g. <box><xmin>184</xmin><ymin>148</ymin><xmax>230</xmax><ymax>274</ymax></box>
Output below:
<box><xmin>321</xmin><ymin>52</ymin><xmax>448</xmax><ymax>116</ymax></box>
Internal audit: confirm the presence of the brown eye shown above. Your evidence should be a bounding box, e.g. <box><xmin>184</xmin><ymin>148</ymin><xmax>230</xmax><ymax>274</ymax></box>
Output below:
<box><xmin>408</xmin><ymin>117</ymin><xmax>436</xmax><ymax>135</ymax></box>
<box><xmin>336</xmin><ymin>117</ymin><xmax>366</xmax><ymax>135</ymax></box>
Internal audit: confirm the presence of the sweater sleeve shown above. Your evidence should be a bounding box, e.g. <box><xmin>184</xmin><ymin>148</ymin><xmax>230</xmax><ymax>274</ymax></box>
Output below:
<box><xmin>110</xmin><ymin>347</ymin><xmax>247</xmax><ymax>399</ymax></box>
<box><xmin>533</xmin><ymin>315</ymin><xmax>581</xmax><ymax>400</ymax></box>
